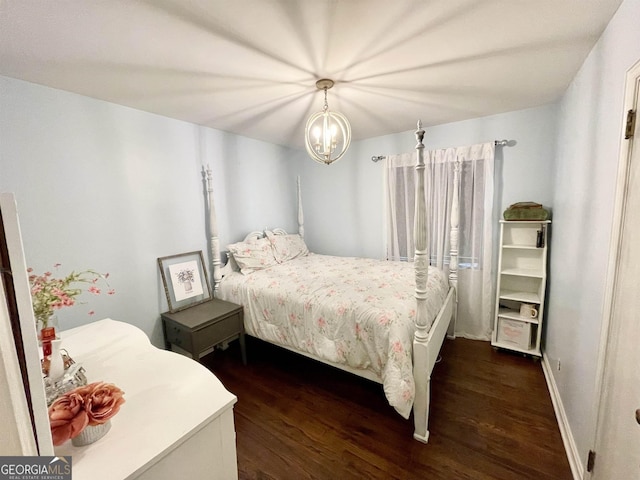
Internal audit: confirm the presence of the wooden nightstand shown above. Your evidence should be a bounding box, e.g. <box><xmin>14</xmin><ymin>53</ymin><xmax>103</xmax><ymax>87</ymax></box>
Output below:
<box><xmin>161</xmin><ymin>298</ymin><xmax>246</xmax><ymax>364</ymax></box>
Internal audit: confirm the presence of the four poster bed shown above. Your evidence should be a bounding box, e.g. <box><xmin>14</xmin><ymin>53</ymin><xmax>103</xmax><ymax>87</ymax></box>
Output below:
<box><xmin>204</xmin><ymin>122</ymin><xmax>460</xmax><ymax>443</ymax></box>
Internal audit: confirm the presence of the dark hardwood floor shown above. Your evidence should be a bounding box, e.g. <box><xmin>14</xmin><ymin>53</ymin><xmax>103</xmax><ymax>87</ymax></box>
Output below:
<box><xmin>202</xmin><ymin>337</ymin><xmax>572</xmax><ymax>480</ymax></box>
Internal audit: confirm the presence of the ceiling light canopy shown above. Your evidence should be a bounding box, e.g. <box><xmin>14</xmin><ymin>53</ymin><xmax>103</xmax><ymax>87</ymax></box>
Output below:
<box><xmin>305</xmin><ymin>79</ymin><xmax>351</xmax><ymax>165</ymax></box>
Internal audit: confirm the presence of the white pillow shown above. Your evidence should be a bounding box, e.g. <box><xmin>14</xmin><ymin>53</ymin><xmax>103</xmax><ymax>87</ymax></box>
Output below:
<box><xmin>265</xmin><ymin>231</ymin><xmax>309</xmax><ymax>263</ymax></box>
<box><xmin>227</xmin><ymin>237</ymin><xmax>277</xmax><ymax>275</ymax></box>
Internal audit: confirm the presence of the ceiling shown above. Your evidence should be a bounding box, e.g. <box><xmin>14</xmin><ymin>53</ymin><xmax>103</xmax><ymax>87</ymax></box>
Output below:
<box><xmin>0</xmin><ymin>0</ymin><xmax>623</xmax><ymax>149</ymax></box>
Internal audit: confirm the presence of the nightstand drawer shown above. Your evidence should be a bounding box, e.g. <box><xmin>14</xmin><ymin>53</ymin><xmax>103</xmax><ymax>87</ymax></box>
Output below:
<box><xmin>193</xmin><ymin>312</ymin><xmax>243</xmax><ymax>353</ymax></box>
<box><xmin>165</xmin><ymin>322</ymin><xmax>194</xmax><ymax>351</ymax></box>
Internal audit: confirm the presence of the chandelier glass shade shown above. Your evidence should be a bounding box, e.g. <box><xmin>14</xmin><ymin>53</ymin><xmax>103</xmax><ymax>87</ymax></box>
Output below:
<box><xmin>304</xmin><ymin>79</ymin><xmax>351</xmax><ymax>165</ymax></box>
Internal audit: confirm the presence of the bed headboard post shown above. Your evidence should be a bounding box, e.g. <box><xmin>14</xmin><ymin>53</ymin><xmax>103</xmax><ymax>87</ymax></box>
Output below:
<box><xmin>297</xmin><ymin>175</ymin><xmax>304</xmax><ymax>238</ymax></box>
<box><xmin>205</xmin><ymin>165</ymin><xmax>222</xmax><ymax>295</ymax></box>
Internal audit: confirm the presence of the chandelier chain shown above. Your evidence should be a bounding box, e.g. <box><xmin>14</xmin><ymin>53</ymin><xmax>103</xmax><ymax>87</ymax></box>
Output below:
<box><xmin>323</xmin><ymin>87</ymin><xmax>329</xmax><ymax>112</ymax></box>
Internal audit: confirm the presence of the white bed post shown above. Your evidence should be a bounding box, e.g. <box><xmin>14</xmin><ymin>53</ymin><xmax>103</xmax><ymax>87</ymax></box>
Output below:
<box><xmin>297</xmin><ymin>175</ymin><xmax>304</xmax><ymax>238</ymax></box>
<box><xmin>205</xmin><ymin>165</ymin><xmax>222</xmax><ymax>295</ymax></box>
<box><xmin>412</xmin><ymin>121</ymin><xmax>431</xmax><ymax>443</ymax></box>
<box><xmin>447</xmin><ymin>160</ymin><xmax>460</xmax><ymax>338</ymax></box>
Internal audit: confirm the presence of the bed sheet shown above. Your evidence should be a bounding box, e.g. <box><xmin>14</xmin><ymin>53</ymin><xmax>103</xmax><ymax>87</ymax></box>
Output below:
<box><xmin>217</xmin><ymin>253</ymin><xmax>448</xmax><ymax>418</ymax></box>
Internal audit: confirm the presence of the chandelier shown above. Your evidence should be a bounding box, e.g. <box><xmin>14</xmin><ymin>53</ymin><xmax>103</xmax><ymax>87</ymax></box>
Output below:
<box><xmin>304</xmin><ymin>79</ymin><xmax>351</xmax><ymax>165</ymax></box>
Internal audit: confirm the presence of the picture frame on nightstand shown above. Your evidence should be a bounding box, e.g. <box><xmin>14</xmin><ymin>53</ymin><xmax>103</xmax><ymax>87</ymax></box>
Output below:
<box><xmin>158</xmin><ymin>250</ymin><xmax>212</xmax><ymax>313</ymax></box>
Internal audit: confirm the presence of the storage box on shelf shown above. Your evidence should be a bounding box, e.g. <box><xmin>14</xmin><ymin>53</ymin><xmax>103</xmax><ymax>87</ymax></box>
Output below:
<box><xmin>496</xmin><ymin>317</ymin><xmax>532</xmax><ymax>349</ymax></box>
<box><xmin>492</xmin><ymin>220</ymin><xmax>550</xmax><ymax>356</ymax></box>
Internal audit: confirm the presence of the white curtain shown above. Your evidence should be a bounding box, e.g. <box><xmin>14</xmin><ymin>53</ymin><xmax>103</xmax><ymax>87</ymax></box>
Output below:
<box><xmin>385</xmin><ymin>143</ymin><xmax>495</xmax><ymax>340</ymax></box>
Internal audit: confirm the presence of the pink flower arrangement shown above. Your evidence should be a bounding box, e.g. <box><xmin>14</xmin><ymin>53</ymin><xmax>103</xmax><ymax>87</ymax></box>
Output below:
<box><xmin>48</xmin><ymin>382</ymin><xmax>125</xmax><ymax>446</ymax></box>
<box><xmin>28</xmin><ymin>264</ymin><xmax>115</xmax><ymax>329</ymax></box>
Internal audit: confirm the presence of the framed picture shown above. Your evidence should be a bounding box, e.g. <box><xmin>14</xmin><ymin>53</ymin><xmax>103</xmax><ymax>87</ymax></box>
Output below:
<box><xmin>158</xmin><ymin>250</ymin><xmax>212</xmax><ymax>313</ymax></box>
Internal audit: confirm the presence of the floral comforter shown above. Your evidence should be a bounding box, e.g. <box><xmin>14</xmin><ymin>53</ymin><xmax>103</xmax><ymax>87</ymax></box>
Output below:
<box><xmin>217</xmin><ymin>254</ymin><xmax>449</xmax><ymax>418</ymax></box>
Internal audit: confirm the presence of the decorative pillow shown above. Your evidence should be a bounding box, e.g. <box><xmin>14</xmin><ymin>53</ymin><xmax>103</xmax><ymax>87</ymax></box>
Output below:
<box><xmin>227</xmin><ymin>237</ymin><xmax>277</xmax><ymax>275</ymax></box>
<box><xmin>265</xmin><ymin>231</ymin><xmax>309</xmax><ymax>263</ymax></box>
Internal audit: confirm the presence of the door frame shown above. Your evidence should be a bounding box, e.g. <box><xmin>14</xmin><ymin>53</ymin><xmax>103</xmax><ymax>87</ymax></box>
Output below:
<box><xmin>0</xmin><ymin>274</ymin><xmax>37</xmax><ymax>454</ymax></box>
<box><xmin>0</xmin><ymin>193</ymin><xmax>54</xmax><ymax>455</ymax></box>
<box><xmin>588</xmin><ymin>58</ymin><xmax>640</xmax><ymax>478</ymax></box>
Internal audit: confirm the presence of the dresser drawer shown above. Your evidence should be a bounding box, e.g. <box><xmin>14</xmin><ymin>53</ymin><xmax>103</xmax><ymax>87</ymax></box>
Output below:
<box><xmin>193</xmin><ymin>312</ymin><xmax>243</xmax><ymax>353</ymax></box>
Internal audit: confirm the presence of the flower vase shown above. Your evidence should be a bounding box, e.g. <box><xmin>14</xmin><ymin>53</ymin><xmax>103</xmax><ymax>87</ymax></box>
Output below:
<box><xmin>71</xmin><ymin>420</ymin><xmax>111</xmax><ymax>447</ymax></box>
<box><xmin>48</xmin><ymin>339</ymin><xmax>65</xmax><ymax>382</ymax></box>
<box><xmin>38</xmin><ymin>315</ymin><xmax>58</xmax><ymax>357</ymax></box>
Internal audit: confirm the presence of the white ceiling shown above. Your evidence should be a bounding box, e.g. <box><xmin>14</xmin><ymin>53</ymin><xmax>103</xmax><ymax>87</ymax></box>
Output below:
<box><xmin>0</xmin><ymin>0</ymin><xmax>623</xmax><ymax>149</ymax></box>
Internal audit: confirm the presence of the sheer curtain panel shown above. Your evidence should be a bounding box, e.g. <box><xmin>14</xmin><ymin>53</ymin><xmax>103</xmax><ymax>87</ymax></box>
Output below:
<box><xmin>385</xmin><ymin>143</ymin><xmax>495</xmax><ymax>340</ymax></box>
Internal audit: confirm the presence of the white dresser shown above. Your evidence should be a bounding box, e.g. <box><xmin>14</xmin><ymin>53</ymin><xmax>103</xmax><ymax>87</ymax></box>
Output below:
<box><xmin>55</xmin><ymin>319</ymin><xmax>238</xmax><ymax>480</ymax></box>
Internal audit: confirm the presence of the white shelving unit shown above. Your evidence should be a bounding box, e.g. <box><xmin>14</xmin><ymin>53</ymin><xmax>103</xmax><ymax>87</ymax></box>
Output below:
<box><xmin>491</xmin><ymin>220</ymin><xmax>550</xmax><ymax>356</ymax></box>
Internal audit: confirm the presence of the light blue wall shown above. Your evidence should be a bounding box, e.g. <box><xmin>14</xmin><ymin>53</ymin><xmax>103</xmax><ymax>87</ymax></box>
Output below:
<box><xmin>545</xmin><ymin>0</ymin><xmax>640</xmax><ymax>466</ymax></box>
<box><xmin>290</xmin><ymin>142</ymin><xmax>387</xmax><ymax>259</ymax></box>
<box><xmin>296</xmin><ymin>104</ymin><xmax>558</xmax><ymax>259</ymax></box>
<box><xmin>0</xmin><ymin>76</ymin><xmax>296</xmax><ymax>346</ymax></box>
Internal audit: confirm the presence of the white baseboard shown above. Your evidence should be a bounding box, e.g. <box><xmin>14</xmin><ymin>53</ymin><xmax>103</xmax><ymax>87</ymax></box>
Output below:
<box><xmin>541</xmin><ymin>353</ymin><xmax>583</xmax><ymax>480</ymax></box>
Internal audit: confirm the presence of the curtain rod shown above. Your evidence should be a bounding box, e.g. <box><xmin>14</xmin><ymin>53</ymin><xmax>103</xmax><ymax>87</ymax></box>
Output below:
<box><xmin>371</xmin><ymin>139</ymin><xmax>511</xmax><ymax>162</ymax></box>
